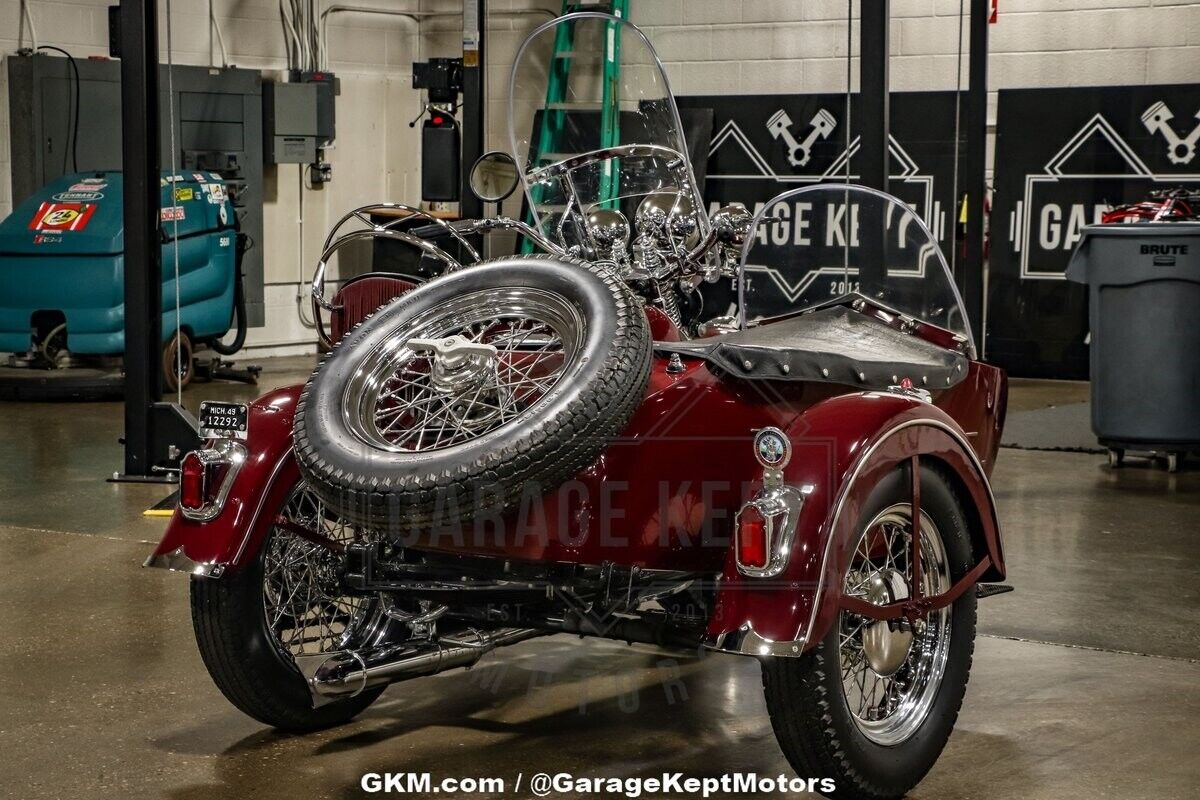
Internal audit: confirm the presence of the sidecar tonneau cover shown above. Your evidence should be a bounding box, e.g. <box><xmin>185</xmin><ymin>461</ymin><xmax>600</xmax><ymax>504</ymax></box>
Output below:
<box><xmin>657</xmin><ymin>305</ymin><xmax>968</xmax><ymax>389</ymax></box>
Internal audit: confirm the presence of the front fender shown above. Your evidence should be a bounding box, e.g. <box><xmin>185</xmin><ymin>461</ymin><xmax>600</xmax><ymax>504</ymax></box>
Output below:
<box><xmin>706</xmin><ymin>391</ymin><xmax>1004</xmax><ymax>656</ymax></box>
<box><xmin>143</xmin><ymin>385</ymin><xmax>303</xmax><ymax>577</ymax></box>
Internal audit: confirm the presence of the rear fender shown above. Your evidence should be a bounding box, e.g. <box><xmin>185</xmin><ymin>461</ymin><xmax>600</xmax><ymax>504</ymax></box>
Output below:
<box><xmin>143</xmin><ymin>386</ymin><xmax>302</xmax><ymax>577</ymax></box>
<box><xmin>706</xmin><ymin>392</ymin><xmax>1003</xmax><ymax>656</ymax></box>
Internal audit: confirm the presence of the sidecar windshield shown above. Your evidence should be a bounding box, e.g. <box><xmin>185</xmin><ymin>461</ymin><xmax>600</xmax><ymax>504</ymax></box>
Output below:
<box><xmin>738</xmin><ymin>185</ymin><xmax>975</xmax><ymax>355</ymax></box>
<box><xmin>507</xmin><ymin>12</ymin><xmax>703</xmax><ymax>249</ymax></box>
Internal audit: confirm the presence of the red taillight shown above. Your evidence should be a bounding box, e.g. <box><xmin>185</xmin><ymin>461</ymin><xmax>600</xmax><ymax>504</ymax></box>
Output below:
<box><xmin>179</xmin><ymin>452</ymin><xmax>207</xmax><ymax>510</ymax></box>
<box><xmin>177</xmin><ymin>442</ymin><xmax>243</xmax><ymax>520</ymax></box>
<box><xmin>737</xmin><ymin>505</ymin><xmax>769</xmax><ymax>570</ymax></box>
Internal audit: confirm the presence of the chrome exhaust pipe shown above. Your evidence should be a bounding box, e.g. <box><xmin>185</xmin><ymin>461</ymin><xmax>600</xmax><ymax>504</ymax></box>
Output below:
<box><xmin>294</xmin><ymin>627</ymin><xmax>542</xmax><ymax>706</ymax></box>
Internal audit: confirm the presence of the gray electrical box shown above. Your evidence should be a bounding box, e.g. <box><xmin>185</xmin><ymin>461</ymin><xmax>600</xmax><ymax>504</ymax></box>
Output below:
<box><xmin>263</xmin><ymin>83</ymin><xmax>319</xmax><ymax>164</ymax></box>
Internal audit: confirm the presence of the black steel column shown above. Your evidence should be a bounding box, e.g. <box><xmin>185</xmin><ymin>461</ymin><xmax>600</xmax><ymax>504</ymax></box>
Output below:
<box><xmin>860</xmin><ymin>0</ymin><xmax>890</xmax><ymax>193</ymax></box>
<box><xmin>120</xmin><ymin>0</ymin><xmax>162</xmax><ymax>477</ymax></box>
<box><xmin>460</xmin><ymin>0</ymin><xmax>486</xmax><ymax>220</ymax></box>
<box><xmin>962</xmin><ymin>0</ymin><xmax>989</xmax><ymax>347</ymax></box>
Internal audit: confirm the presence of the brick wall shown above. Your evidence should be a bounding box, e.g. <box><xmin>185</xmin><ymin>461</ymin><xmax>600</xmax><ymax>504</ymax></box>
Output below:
<box><xmin>3</xmin><ymin>1</ymin><xmax>1197</xmax><ymax>353</ymax></box>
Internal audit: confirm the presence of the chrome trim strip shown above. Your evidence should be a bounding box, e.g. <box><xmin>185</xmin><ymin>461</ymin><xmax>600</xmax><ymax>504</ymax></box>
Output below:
<box><xmin>180</xmin><ymin>439</ymin><xmax>247</xmax><ymax>522</ymax></box>
<box><xmin>229</xmin><ymin>448</ymin><xmax>295</xmax><ymax>566</ymax></box>
<box><xmin>142</xmin><ymin>546</ymin><xmax>225</xmax><ymax>579</ymax></box>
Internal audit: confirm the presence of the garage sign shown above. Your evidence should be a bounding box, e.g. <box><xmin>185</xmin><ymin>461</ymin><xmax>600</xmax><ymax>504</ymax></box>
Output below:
<box><xmin>677</xmin><ymin>92</ymin><xmax>967</xmax><ymax>318</ymax></box>
<box><xmin>988</xmin><ymin>84</ymin><xmax>1200</xmax><ymax>378</ymax></box>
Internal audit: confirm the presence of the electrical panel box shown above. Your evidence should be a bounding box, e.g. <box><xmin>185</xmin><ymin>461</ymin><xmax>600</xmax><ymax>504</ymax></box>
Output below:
<box><xmin>5</xmin><ymin>56</ymin><xmax>267</xmax><ymax>327</ymax></box>
<box><xmin>263</xmin><ymin>82</ymin><xmax>319</xmax><ymax>164</ymax></box>
<box><xmin>291</xmin><ymin>71</ymin><xmax>337</xmax><ymax>147</ymax></box>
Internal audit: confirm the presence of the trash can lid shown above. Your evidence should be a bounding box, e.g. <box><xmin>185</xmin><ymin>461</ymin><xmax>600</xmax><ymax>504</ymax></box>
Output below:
<box><xmin>1067</xmin><ymin>222</ymin><xmax>1200</xmax><ymax>285</ymax></box>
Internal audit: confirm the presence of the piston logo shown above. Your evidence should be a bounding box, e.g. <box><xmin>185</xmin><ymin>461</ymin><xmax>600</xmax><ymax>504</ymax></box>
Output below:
<box><xmin>1142</xmin><ymin>101</ymin><xmax>1200</xmax><ymax>165</ymax></box>
<box><xmin>767</xmin><ymin>108</ymin><xmax>837</xmax><ymax>168</ymax></box>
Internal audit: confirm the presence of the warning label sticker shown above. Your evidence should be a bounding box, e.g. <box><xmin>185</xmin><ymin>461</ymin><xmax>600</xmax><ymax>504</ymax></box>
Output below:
<box><xmin>28</xmin><ymin>202</ymin><xmax>98</xmax><ymax>232</ymax></box>
<box><xmin>161</xmin><ymin>206</ymin><xmax>186</xmax><ymax>222</ymax></box>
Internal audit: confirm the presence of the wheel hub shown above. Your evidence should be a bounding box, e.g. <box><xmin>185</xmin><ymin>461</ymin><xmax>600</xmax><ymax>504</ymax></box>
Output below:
<box><xmin>409</xmin><ymin>335</ymin><xmax>498</xmax><ymax>395</ymax></box>
<box><xmin>860</xmin><ymin>569</ymin><xmax>914</xmax><ymax>676</ymax></box>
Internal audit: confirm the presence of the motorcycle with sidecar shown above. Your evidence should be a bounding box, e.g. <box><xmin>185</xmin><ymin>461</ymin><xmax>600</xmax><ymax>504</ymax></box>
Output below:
<box><xmin>147</xmin><ymin>13</ymin><xmax>1008</xmax><ymax>800</ymax></box>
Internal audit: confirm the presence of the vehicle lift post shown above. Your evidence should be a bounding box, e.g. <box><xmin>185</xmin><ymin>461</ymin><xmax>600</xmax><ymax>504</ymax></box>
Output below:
<box><xmin>859</xmin><ymin>0</ymin><xmax>988</xmax><ymax>347</ymax></box>
<box><xmin>114</xmin><ymin>0</ymin><xmax>200</xmax><ymax>482</ymax></box>
<box><xmin>460</xmin><ymin>0</ymin><xmax>486</xmax><ymax>223</ymax></box>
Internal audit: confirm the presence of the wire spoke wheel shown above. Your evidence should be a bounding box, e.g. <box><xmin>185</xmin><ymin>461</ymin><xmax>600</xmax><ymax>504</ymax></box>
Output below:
<box><xmin>342</xmin><ymin>287</ymin><xmax>583</xmax><ymax>453</ymax></box>
<box><xmin>294</xmin><ymin>256</ymin><xmax>651</xmax><ymax>529</ymax></box>
<box><xmin>839</xmin><ymin>503</ymin><xmax>952</xmax><ymax>746</ymax></box>
<box><xmin>261</xmin><ymin>485</ymin><xmax>384</xmax><ymax>657</ymax></box>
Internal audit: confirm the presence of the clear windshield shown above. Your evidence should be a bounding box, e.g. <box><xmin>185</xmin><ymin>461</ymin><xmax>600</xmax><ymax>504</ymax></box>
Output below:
<box><xmin>738</xmin><ymin>185</ymin><xmax>976</xmax><ymax>354</ymax></box>
<box><xmin>507</xmin><ymin>13</ymin><xmax>704</xmax><ymax>251</ymax></box>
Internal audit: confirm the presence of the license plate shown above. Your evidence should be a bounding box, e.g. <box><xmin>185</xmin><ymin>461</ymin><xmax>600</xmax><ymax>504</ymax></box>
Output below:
<box><xmin>198</xmin><ymin>401</ymin><xmax>248</xmax><ymax>439</ymax></box>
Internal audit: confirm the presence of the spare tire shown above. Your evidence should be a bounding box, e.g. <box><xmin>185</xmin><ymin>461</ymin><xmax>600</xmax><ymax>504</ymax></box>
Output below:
<box><xmin>294</xmin><ymin>256</ymin><xmax>651</xmax><ymax>530</ymax></box>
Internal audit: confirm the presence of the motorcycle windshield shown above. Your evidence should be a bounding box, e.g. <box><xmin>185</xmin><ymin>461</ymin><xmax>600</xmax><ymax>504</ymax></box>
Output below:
<box><xmin>738</xmin><ymin>185</ymin><xmax>976</xmax><ymax>354</ymax></box>
<box><xmin>507</xmin><ymin>12</ymin><xmax>702</xmax><ymax>249</ymax></box>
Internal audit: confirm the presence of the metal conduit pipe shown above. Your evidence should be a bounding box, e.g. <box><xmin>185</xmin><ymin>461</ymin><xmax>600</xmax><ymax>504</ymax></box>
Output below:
<box><xmin>319</xmin><ymin>6</ymin><xmax>556</xmax><ymax>70</ymax></box>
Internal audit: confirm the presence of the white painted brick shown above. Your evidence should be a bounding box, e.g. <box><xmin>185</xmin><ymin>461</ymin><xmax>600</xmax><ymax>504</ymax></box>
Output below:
<box><xmin>385</xmin><ymin>31</ymin><xmax>420</xmax><ymax>69</ymax></box>
<box><xmin>325</xmin><ymin>25</ymin><xmax>388</xmax><ymax>70</ymax></box>
<box><xmin>0</xmin><ymin>3</ymin><xmax>20</xmax><ymax>40</ymax></box>
<box><xmin>772</xmin><ymin>21</ymin><xmax>849</xmax><ymax>59</ymax></box>
<box><xmin>666</xmin><ymin>60</ymin><xmax>742</xmax><ymax>94</ymax></box>
<box><xmin>898</xmin><ymin>14</ymin><xmax>965</xmax><ymax>55</ymax></box>
<box><xmin>647</xmin><ymin>26</ymin><xmax>714</xmax><ymax>61</ymax></box>
<box><xmin>988</xmin><ymin>9</ymin><xmax>1195</xmax><ymax>54</ymax></box>
<box><xmin>715</xmin><ymin>24</ymin><xmax>775</xmax><ymax>59</ymax></box>
<box><xmin>991</xmin><ymin>48</ymin><xmax>1148</xmax><ymax>87</ymax></box>
<box><xmin>741</xmin><ymin>1</ymin><xmax>807</xmax><ymax>24</ymax></box>
<box><xmin>803</xmin><ymin>56</ymin><xmax>860</xmax><ymax>92</ymax></box>
<box><xmin>631</xmin><ymin>0</ymin><xmax>684</xmax><ymax>26</ymax></box>
<box><xmin>1147</xmin><ymin>45</ymin><xmax>1200</xmax><ymax>83</ymax></box>
<box><xmin>680</xmin><ymin>0</ymin><xmax>744</xmax><ymax>25</ymax></box>
<box><xmin>740</xmin><ymin>59</ymin><xmax>805</xmax><ymax>94</ymax></box>
<box><xmin>26</xmin><ymin>2</ymin><xmax>103</xmax><ymax>48</ymax></box>
<box><xmin>980</xmin><ymin>0</ymin><xmax>1150</xmax><ymax>11</ymax></box>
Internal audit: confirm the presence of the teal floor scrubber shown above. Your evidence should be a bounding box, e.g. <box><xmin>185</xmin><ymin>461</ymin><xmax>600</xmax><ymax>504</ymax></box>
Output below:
<box><xmin>0</xmin><ymin>170</ymin><xmax>259</xmax><ymax>400</ymax></box>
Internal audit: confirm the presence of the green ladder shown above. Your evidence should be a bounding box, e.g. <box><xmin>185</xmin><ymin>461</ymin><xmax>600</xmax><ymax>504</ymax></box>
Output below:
<box><xmin>523</xmin><ymin>0</ymin><xmax>629</xmax><ymax>252</ymax></box>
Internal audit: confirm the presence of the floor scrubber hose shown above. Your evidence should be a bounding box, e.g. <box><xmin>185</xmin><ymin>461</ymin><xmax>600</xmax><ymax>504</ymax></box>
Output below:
<box><xmin>210</xmin><ymin>231</ymin><xmax>250</xmax><ymax>356</ymax></box>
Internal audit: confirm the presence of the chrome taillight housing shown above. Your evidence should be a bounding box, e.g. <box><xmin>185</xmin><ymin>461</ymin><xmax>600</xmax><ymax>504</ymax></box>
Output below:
<box><xmin>178</xmin><ymin>439</ymin><xmax>246</xmax><ymax>521</ymax></box>
<box><xmin>735</xmin><ymin>485</ymin><xmax>809</xmax><ymax>577</ymax></box>
<box><xmin>736</xmin><ymin>427</ymin><xmax>812</xmax><ymax>578</ymax></box>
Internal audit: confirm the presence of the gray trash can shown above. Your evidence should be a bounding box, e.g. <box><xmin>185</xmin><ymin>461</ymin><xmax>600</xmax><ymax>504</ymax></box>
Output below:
<box><xmin>1066</xmin><ymin>223</ymin><xmax>1200</xmax><ymax>470</ymax></box>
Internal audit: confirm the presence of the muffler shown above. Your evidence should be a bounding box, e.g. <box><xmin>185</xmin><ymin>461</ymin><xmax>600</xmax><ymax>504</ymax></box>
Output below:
<box><xmin>293</xmin><ymin>627</ymin><xmax>542</xmax><ymax>706</ymax></box>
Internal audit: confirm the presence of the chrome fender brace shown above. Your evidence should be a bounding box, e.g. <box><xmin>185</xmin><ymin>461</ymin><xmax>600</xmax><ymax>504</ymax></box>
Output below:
<box><xmin>839</xmin><ymin>455</ymin><xmax>1010</xmax><ymax>625</ymax></box>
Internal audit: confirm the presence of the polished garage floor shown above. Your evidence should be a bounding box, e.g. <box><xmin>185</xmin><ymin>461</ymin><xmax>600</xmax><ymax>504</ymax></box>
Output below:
<box><xmin>1</xmin><ymin>362</ymin><xmax>1197</xmax><ymax>799</ymax></box>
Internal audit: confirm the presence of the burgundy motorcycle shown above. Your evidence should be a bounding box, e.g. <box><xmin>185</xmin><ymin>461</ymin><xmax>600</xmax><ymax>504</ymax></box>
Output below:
<box><xmin>1102</xmin><ymin>186</ymin><xmax>1200</xmax><ymax>223</ymax></box>
<box><xmin>147</xmin><ymin>13</ymin><xmax>1008</xmax><ymax>800</ymax></box>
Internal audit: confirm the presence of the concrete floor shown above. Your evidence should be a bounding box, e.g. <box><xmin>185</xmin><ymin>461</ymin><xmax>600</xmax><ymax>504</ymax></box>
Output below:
<box><xmin>0</xmin><ymin>369</ymin><xmax>1197</xmax><ymax>799</ymax></box>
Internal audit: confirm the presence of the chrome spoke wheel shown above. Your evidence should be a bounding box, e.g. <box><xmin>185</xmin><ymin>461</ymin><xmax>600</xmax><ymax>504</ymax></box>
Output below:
<box><xmin>839</xmin><ymin>503</ymin><xmax>952</xmax><ymax>746</ymax></box>
<box><xmin>262</xmin><ymin>485</ymin><xmax>384</xmax><ymax>657</ymax></box>
<box><xmin>341</xmin><ymin>288</ymin><xmax>584</xmax><ymax>453</ymax></box>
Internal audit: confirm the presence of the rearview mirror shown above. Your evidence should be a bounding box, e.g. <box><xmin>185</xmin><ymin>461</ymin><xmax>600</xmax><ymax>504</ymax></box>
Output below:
<box><xmin>469</xmin><ymin>151</ymin><xmax>519</xmax><ymax>203</ymax></box>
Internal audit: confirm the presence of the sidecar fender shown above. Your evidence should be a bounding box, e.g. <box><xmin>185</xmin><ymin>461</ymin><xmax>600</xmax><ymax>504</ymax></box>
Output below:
<box><xmin>705</xmin><ymin>392</ymin><xmax>1004</xmax><ymax>656</ymax></box>
<box><xmin>143</xmin><ymin>386</ymin><xmax>303</xmax><ymax>577</ymax></box>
